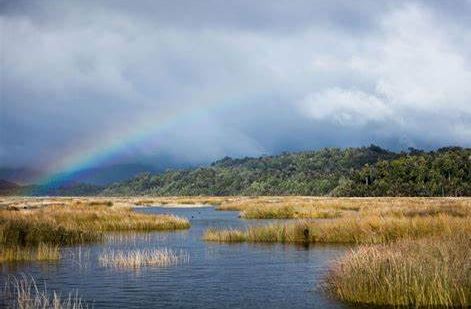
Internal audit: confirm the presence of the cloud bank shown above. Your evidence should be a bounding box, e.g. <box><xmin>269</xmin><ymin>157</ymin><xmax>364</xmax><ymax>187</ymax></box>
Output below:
<box><xmin>1</xmin><ymin>0</ymin><xmax>470</xmax><ymax>173</ymax></box>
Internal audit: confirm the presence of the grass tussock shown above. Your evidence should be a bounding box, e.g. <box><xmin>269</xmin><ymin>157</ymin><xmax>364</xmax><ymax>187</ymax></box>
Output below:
<box><xmin>0</xmin><ymin>204</ymin><xmax>190</xmax><ymax>247</ymax></box>
<box><xmin>216</xmin><ymin>196</ymin><xmax>471</xmax><ymax>219</ymax></box>
<box><xmin>203</xmin><ymin>215</ymin><xmax>471</xmax><ymax>244</ymax></box>
<box><xmin>326</xmin><ymin>233</ymin><xmax>471</xmax><ymax>307</ymax></box>
<box><xmin>99</xmin><ymin>248</ymin><xmax>189</xmax><ymax>269</ymax></box>
<box><xmin>0</xmin><ymin>243</ymin><xmax>61</xmax><ymax>263</ymax></box>
<box><xmin>4</xmin><ymin>274</ymin><xmax>87</xmax><ymax>309</ymax></box>
<box><xmin>240</xmin><ymin>204</ymin><xmax>341</xmax><ymax>219</ymax></box>
<box><xmin>203</xmin><ymin>229</ymin><xmax>246</xmax><ymax>242</ymax></box>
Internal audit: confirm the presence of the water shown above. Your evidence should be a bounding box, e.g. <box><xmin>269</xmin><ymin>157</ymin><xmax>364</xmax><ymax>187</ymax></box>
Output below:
<box><xmin>0</xmin><ymin>207</ymin><xmax>348</xmax><ymax>308</ymax></box>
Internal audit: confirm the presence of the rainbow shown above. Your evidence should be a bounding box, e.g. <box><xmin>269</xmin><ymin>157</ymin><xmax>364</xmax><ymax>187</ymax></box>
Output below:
<box><xmin>38</xmin><ymin>96</ymin><xmax>250</xmax><ymax>186</ymax></box>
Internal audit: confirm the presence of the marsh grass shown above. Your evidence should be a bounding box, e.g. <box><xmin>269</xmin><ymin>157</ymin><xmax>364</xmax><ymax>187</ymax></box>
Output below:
<box><xmin>203</xmin><ymin>229</ymin><xmax>246</xmax><ymax>242</ymax></box>
<box><xmin>240</xmin><ymin>204</ymin><xmax>342</xmax><ymax>219</ymax></box>
<box><xmin>98</xmin><ymin>248</ymin><xmax>189</xmax><ymax>269</ymax></box>
<box><xmin>0</xmin><ymin>204</ymin><xmax>190</xmax><ymax>247</ymax></box>
<box><xmin>216</xmin><ymin>196</ymin><xmax>471</xmax><ymax>219</ymax></box>
<box><xmin>326</xmin><ymin>233</ymin><xmax>471</xmax><ymax>307</ymax></box>
<box><xmin>0</xmin><ymin>243</ymin><xmax>61</xmax><ymax>263</ymax></box>
<box><xmin>4</xmin><ymin>274</ymin><xmax>87</xmax><ymax>309</ymax></box>
<box><xmin>203</xmin><ymin>215</ymin><xmax>471</xmax><ymax>244</ymax></box>
<box><xmin>134</xmin><ymin>196</ymin><xmax>229</xmax><ymax>206</ymax></box>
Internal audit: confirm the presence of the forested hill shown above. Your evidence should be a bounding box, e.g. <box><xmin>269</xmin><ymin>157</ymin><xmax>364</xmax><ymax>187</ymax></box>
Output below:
<box><xmin>101</xmin><ymin>145</ymin><xmax>471</xmax><ymax>197</ymax></box>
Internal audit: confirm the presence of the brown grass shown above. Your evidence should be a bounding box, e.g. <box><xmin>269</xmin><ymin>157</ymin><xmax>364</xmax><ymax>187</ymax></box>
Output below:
<box><xmin>0</xmin><ymin>203</ymin><xmax>190</xmax><ymax>247</ymax></box>
<box><xmin>215</xmin><ymin>196</ymin><xmax>471</xmax><ymax>219</ymax></box>
<box><xmin>98</xmin><ymin>248</ymin><xmax>189</xmax><ymax>269</ymax></box>
<box><xmin>0</xmin><ymin>243</ymin><xmax>60</xmax><ymax>263</ymax></box>
<box><xmin>203</xmin><ymin>215</ymin><xmax>471</xmax><ymax>244</ymax></box>
<box><xmin>4</xmin><ymin>274</ymin><xmax>87</xmax><ymax>308</ymax></box>
<box><xmin>326</xmin><ymin>233</ymin><xmax>471</xmax><ymax>306</ymax></box>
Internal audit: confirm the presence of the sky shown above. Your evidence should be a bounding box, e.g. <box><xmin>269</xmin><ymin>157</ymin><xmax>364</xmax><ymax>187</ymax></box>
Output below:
<box><xmin>1</xmin><ymin>0</ymin><xmax>471</xmax><ymax>176</ymax></box>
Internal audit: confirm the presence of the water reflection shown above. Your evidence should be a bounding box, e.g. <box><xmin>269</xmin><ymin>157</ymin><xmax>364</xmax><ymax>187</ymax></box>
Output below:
<box><xmin>1</xmin><ymin>206</ymin><xmax>348</xmax><ymax>308</ymax></box>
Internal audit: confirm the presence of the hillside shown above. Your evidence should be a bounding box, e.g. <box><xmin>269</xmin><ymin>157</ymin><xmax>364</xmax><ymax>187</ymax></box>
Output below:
<box><xmin>6</xmin><ymin>145</ymin><xmax>469</xmax><ymax>197</ymax></box>
<box><xmin>101</xmin><ymin>145</ymin><xmax>470</xmax><ymax>197</ymax></box>
<box><xmin>0</xmin><ymin>179</ymin><xmax>21</xmax><ymax>195</ymax></box>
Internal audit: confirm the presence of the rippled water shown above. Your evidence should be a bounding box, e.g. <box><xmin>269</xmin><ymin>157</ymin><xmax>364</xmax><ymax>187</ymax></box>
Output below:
<box><xmin>0</xmin><ymin>207</ymin><xmax>349</xmax><ymax>308</ymax></box>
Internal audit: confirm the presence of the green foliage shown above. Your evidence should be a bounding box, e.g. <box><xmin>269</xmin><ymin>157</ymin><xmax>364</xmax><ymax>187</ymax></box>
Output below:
<box><xmin>22</xmin><ymin>145</ymin><xmax>468</xmax><ymax>197</ymax></box>
<box><xmin>341</xmin><ymin>147</ymin><xmax>471</xmax><ymax>196</ymax></box>
<box><xmin>101</xmin><ymin>145</ymin><xmax>400</xmax><ymax>196</ymax></box>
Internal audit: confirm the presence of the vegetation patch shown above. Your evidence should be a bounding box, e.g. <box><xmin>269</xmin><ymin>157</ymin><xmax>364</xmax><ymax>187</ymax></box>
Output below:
<box><xmin>0</xmin><ymin>203</ymin><xmax>190</xmax><ymax>263</ymax></box>
<box><xmin>326</xmin><ymin>233</ymin><xmax>471</xmax><ymax>307</ymax></box>
<box><xmin>0</xmin><ymin>243</ymin><xmax>60</xmax><ymax>263</ymax></box>
<box><xmin>203</xmin><ymin>215</ymin><xmax>471</xmax><ymax>244</ymax></box>
<box><xmin>99</xmin><ymin>248</ymin><xmax>189</xmax><ymax>269</ymax></box>
<box><xmin>3</xmin><ymin>274</ymin><xmax>87</xmax><ymax>308</ymax></box>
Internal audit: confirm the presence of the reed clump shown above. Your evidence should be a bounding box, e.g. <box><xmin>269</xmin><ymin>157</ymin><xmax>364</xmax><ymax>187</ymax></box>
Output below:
<box><xmin>4</xmin><ymin>274</ymin><xmax>87</xmax><ymax>309</ymax></box>
<box><xmin>0</xmin><ymin>204</ymin><xmax>190</xmax><ymax>248</ymax></box>
<box><xmin>0</xmin><ymin>243</ymin><xmax>61</xmax><ymax>263</ymax></box>
<box><xmin>203</xmin><ymin>228</ymin><xmax>247</xmax><ymax>242</ymax></box>
<box><xmin>216</xmin><ymin>196</ymin><xmax>471</xmax><ymax>219</ymax></box>
<box><xmin>240</xmin><ymin>204</ymin><xmax>341</xmax><ymax>219</ymax></box>
<box><xmin>98</xmin><ymin>248</ymin><xmax>189</xmax><ymax>269</ymax></box>
<box><xmin>326</xmin><ymin>233</ymin><xmax>471</xmax><ymax>307</ymax></box>
<box><xmin>203</xmin><ymin>215</ymin><xmax>471</xmax><ymax>244</ymax></box>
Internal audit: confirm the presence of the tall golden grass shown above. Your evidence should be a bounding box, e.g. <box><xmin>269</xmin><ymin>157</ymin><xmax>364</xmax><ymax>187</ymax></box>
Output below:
<box><xmin>0</xmin><ymin>204</ymin><xmax>190</xmax><ymax>248</ymax></box>
<box><xmin>0</xmin><ymin>203</ymin><xmax>190</xmax><ymax>263</ymax></box>
<box><xmin>326</xmin><ymin>233</ymin><xmax>471</xmax><ymax>306</ymax></box>
<box><xmin>216</xmin><ymin>196</ymin><xmax>471</xmax><ymax>219</ymax></box>
<box><xmin>99</xmin><ymin>248</ymin><xmax>189</xmax><ymax>269</ymax></box>
<box><xmin>0</xmin><ymin>243</ymin><xmax>60</xmax><ymax>263</ymax></box>
<box><xmin>203</xmin><ymin>215</ymin><xmax>471</xmax><ymax>244</ymax></box>
<box><xmin>203</xmin><ymin>197</ymin><xmax>471</xmax><ymax>307</ymax></box>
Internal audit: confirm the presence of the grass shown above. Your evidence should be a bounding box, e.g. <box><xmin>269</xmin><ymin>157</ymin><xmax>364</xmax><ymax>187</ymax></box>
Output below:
<box><xmin>0</xmin><ymin>204</ymin><xmax>190</xmax><ymax>248</ymax></box>
<box><xmin>203</xmin><ymin>215</ymin><xmax>471</xmax><ymax>244</ymax></box>
<box><xmin>326</xmin><ymin>233</ymin><xmax>471</xmax><ymax>307</ymax></box>
<box><xmin>0</xmin><ymin>202</ymin><xmax>190</xmax><ymax>262</ymax></box>
<box><xmin>203</xmin><ymin>197</ymin><xmax>471</xmax><ymax>307</ymax></box>
<box><xmin>0</xmin><ymin>243</ymin><xmax>61</xmax><ymax>263</ymax></box>
<box><xmin>203</xmin><ymin>228</ymin><xmax>247</xmax><ymax>242</ymax></box>
<box><xmin>216</xmin><ymin>196</ymin><xmax>471</xmax><ymax>219</ymax></box>
<box><xmin>99</xmin><ymin>248</ymin><xmax>189</xmax><ymax>269</ymax></box>
<box><xmin>4</xmin><ymin>274</ymin><xmax>87</xmax><ymax>308</ymax></box>
<box><xmin>239</xmin><ymin>204</ymin><xmax>341</xmax><ymax>219</ymax></box>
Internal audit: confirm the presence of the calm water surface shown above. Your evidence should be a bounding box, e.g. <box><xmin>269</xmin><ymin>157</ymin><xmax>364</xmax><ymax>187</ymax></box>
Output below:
<box><xmin>1</xmin><ymin>207</ymin><xmax>349</xmax><ymax>308</ymax></box>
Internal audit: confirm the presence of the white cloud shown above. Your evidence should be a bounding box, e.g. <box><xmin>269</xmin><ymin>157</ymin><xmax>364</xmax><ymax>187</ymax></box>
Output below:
<box><xmin>300</xmin><ymin>88</ymin><xmax>392</xmax><ymax>126</ymax></box>
<box><xmin>300</xmin><ymin>3</ymin><xmax>471</xmax><ymax>144</ymax></box>
<box><xmin>1</xmin><ymin>1</ymin><xmax>471</xmax><ymax>170</ymax></box>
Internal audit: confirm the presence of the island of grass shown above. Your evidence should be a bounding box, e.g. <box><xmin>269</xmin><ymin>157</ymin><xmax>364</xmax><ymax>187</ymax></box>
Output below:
<box><xmin>0</xmin><ymin>201</ymin><xmax>190</xmax><ymax>263</ymax></box>
<box><xmin>203</xmin><ymin>196</ymin><xmax>471</xmax><ymax>307</ymax></box>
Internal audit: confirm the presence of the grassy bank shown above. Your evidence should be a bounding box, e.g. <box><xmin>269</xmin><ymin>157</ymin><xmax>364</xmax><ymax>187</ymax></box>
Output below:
<box><xmin>0</xmin><ymin>203</ymin><xmax>190</xmax><ymax>262</ymax></box>
<box><xmin>0</xmin><ymin>243</ymin><xmax>60</xmax><ymax>263</ymax></box>
<box><xmin>203</xmin><ymin>215</ymin><xmax>471</xmax><ymax>244</ymax></box>
<box><xmin>216</xmin><ymin>196</ymin><xmax>471</xmax><ymax>219</ymax></box>
<box><xmin>205</xmin><ymin>197</ymin><xmax>471</xmax><ymax>307</ymax></box>
<box><xmin>326</xmin><ymin>233</ymin><xmax>471</xmax><ymax>306</ymax></box>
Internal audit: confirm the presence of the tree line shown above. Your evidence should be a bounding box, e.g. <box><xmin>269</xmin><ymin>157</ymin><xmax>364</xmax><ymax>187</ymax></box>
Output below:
<box><xmin>100</xmin><ymin>145</ymin><xmax>470</xmax><ymax>197</ymax></box>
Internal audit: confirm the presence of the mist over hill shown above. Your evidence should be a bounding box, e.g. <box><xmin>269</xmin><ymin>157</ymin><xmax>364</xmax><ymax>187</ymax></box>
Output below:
<box><xmin>101</xmin><ymin>145</ymin><xmax>470</xmax><ymax>197</ymax></box>
<box><xmin>2</xmin><ymin>145</ymin><xmax>469</xmax><ymax>197</ymax></box>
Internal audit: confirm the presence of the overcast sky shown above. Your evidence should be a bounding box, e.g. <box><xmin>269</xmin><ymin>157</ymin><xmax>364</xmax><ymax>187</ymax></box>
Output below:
<box><xmin>1</xmin><ymin>0</ymin><xmax>471</xmax><ymax>172</ymax></box>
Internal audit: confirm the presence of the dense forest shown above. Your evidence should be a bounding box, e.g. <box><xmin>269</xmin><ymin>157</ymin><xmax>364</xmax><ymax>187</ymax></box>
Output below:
<box><xmin>100</xmin><ymin>145</ymin><xmax>470</xmax><ymax>197</ymax></box>
<box><xmin>1</xmin><ymin>145</ymin><xmax>469</xmax><ymax>197</ymax></box>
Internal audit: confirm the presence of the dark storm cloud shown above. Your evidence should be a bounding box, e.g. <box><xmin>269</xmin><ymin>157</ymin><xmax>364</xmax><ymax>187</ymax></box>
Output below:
<box><xmin>1</xmin><ymin>0</ymin><xmax>470</xmax><ymax>171</ymax></box>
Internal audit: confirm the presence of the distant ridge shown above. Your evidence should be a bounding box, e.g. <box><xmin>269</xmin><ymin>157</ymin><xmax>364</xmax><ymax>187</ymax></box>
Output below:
<box><xmin>0</xmin><ymin>179</ymin><xmax>21</xmax><ymax>195</ymax></box>
<box><xmin>3</xmin><ymin>145</ymin><xmax>470</xmax><ymax>197</ymax></box>
<box><xmin>101</xmin><ymin>145</ymin><xmax>470</xmax><ymax>197</ymax></box>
